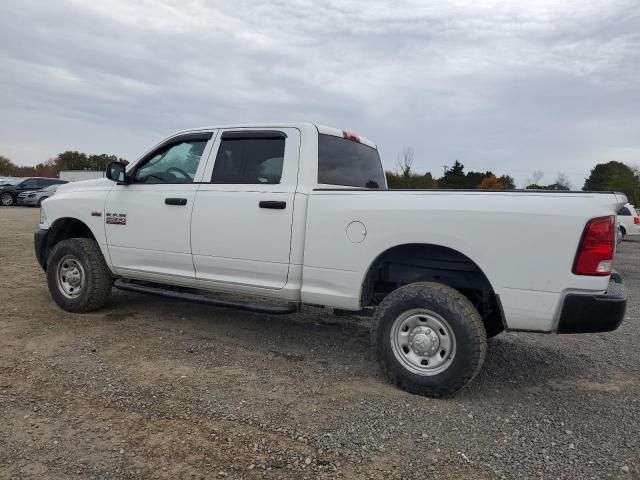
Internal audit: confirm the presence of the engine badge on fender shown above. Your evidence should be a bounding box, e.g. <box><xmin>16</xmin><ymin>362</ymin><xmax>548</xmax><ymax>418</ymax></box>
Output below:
<box><xmin>106</xmin><ymin>213</ymin><xmax>127</xmax><ymax>225</ymax></box>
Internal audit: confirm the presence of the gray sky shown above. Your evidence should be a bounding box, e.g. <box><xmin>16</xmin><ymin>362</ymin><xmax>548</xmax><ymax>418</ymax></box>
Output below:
<box><xmin>1</xmin><ymin>0</ymin><xmax>639</xmax><ymax>188</ymax></box>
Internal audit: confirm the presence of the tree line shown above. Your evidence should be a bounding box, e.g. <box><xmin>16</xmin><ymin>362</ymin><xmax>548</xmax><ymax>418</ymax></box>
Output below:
<box><xmin>2</xmin><ymin>148</ymin><xmax>639</xmax><ymax>205</ymax></box>
<box><xmin>0</xmin><ymin>151</ymin><xmax>128</xmax><ymax>178</ymax></box>
<box><xmin>386</xmin><ymin>147</ymin><xmax>640</xmax><ymax>204</ymax></box>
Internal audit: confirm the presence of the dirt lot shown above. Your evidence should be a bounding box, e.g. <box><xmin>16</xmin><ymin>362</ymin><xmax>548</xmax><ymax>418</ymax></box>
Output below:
<box><xmin>1</xmin><ymin>207</ymin><xmax>638</xmax><ymax>479</ymax></box>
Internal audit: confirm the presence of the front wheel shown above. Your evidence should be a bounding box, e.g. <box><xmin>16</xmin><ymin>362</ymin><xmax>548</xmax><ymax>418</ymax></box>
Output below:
<box><xmin>372</xmin><ymin>282</ymin><xmax>487</xmax><ymax>397</ymax></box>
<box><xmin>46</xmin><ymin>238</ymin><xmax>113</xmax><ymax>312</ymax></box>
<box><xmin>0</xmin><ymin>192</ymin><xmax>14</xmax><ymax>206</ymax></box>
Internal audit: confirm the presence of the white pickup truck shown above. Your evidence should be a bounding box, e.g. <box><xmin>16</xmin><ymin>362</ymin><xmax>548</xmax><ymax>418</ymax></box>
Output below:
<box><xmin>35</xmin><ymin>123</ymin><xmax>627</xmax><ymax>397</ymax></box>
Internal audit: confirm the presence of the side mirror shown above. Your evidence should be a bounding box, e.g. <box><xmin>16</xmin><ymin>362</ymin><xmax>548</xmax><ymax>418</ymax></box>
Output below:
<box><xmin>106</xmin><ymin>161</ymin><xmax>128</xmax><ymax>184</ymax></box>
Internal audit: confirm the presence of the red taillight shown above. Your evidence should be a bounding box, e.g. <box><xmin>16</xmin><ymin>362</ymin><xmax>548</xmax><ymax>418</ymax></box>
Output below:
<box><xmin>634</xmin><ymin>217</ymin><xmax>639</xmax><ymax>225</ymax></box>
<box><xmin>573</xmin><ymin>216</ymin><xmax>615</xmax><ymax>276</ymax></box>
<box><xmin>342</xmin><ymin>130</ymin><xmax>360</xmax><ymax>143</ymax></box>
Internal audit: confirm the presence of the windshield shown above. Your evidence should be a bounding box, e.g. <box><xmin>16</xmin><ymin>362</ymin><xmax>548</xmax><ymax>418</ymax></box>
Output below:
<box><xmin>318</xmin><ymin>134</ymin><xmax>386</xmax><ymax>188</ymax></box>
<box><xmin>1</xmin><ymin>178</ymin><xmax>20</xmax><ymax>186</ymax></box>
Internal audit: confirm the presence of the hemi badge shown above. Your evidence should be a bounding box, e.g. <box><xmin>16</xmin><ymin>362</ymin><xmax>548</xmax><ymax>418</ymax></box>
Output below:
<box><xmin>91</xmin><ymin>211</ymin><xmax>102</xmax><ymax>217</ymax></box>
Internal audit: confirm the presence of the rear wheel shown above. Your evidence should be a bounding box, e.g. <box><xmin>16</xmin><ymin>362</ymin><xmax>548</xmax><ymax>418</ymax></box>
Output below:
<box><xmin>0</xmin><ymin>192</ymin><xmax>14</xmax><ymax>206</ymax></box>
<box><xmin>46</xmin><ymin>238</ymin><xmax>113</xmax><ymax>312</ymax></box>
<box><xmin>372</xmin><ymin>282</ymin><xmax>487</xmax><ymax>397</ymax></box>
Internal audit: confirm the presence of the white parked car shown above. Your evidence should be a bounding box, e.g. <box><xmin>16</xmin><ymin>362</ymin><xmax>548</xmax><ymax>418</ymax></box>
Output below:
<box><xmin>616</xmin><ymin>203</ymin><xmax>640</xmax><ymax>240</ymax></box>
<box><xmin>35</xmin><ymin>123</ymin><xmax>628</xmax><ymax>397</ymax></box>
<box><xmin>0</xmin><ymin>177</ymin><xmax>19</xmax><ymax>186</ymax></box>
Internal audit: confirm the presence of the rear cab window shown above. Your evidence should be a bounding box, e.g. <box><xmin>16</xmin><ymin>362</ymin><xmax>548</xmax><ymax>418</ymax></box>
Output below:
<box><xmin>317</xmin><ymin>132</ymin><xmax>386</xmax><ymax>189</ymax></box>
<box><xmin>618</xmin><ymin>207</ymin><xmax>631</xmax><ymax>216</ymax></box>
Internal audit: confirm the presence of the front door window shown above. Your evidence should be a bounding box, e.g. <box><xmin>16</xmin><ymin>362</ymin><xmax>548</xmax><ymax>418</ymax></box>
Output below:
<box><xmin>134</xmin><ymin>139</ymin><xmax>208</xmax><ymax>184</ymax></box>
<box><xmin>21</xmin><ymin>180</ymin><xmax>39</xmax><ymax>190</ymax></box>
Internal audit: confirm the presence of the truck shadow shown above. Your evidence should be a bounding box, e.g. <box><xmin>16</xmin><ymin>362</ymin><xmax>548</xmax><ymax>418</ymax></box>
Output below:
<box><xmin>104</xmin><ymin>291</ymin><xmax>591</xmax><ymax>398</ymax></box>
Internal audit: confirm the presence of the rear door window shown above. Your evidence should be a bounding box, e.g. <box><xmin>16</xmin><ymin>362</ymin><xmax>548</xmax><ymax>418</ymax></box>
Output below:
<box><xmin>318</xmin><ymin>134</ymin><xmax>385</xmax><ymax>188</ymax></box>
<box><xmin>211</xmin><ymin>132</ymin><xmax>286</xmax><ymax>184</ymax></box>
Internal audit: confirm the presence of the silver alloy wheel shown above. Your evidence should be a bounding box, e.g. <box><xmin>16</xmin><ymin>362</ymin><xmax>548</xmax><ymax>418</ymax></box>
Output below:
<box><xmin>390</xmin><ymin>308</ymin><xmax>456</xmax><ymax>376</ymax></box>
<box><xmin>56</xmin><ymin>255</ymin><xmax>86</xmax><ymax>298</ymax></box>
<box><xmin>1</xmin><ymin>193</ymin><xmax>13</xmax><ymax>206</ymax></box>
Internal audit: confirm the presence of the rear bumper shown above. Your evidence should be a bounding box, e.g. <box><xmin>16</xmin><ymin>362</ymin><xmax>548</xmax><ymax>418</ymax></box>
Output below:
<box><xmin>34</xmin><ymin>228</ymin><xmax>48</xmax><ymax>270</ymax></box>
<box><xmin>557</xmin><ymin>275</ymin><xmax>627</xmax><ymax>334</ymax></box>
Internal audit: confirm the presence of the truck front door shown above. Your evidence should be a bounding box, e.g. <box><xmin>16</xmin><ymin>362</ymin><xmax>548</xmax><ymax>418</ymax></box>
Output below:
<box><xmin>191</xmin><ymin>128</ymin><xmax>300</xmax><ymax>289</ymax></box>
<box><xmin>104</xmin><ymin>132</ymin><xmax>215</xmax><ymax>278</ymax></box>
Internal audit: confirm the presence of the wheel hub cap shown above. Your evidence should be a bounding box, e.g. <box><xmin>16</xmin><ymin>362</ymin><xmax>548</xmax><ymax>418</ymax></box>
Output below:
<box><xmin>66</xmin><ymin>269</ymin><xmax>81</xmax><ymax>287</ymax></box>
<box><xmin>390</xmin><ymin>308</ymin><xmax>457</xmax><ymax>376</ymax></box>
<box><xmin>410</xmin><ymin>327</ymin><xmax>440</xmax><ymax>356</ymax></box>
<box><xmin>56</xmin><ymin>255</ymin><xmax>85</xmax><ymax>298</ymax></box>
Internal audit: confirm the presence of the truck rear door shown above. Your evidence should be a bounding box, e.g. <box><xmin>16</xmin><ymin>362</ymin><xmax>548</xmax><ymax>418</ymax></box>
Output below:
<box><xmin>191</xmin><ymin>128</ymin><xmax>300</xmax><ymax>289</ymax></box>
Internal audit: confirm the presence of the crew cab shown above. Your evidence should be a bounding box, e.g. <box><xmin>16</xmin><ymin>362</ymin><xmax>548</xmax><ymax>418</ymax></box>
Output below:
<box><xmin>34</xmin><ymin>123</ymin><xmax>627</xmax><ymax>396</ymax></box>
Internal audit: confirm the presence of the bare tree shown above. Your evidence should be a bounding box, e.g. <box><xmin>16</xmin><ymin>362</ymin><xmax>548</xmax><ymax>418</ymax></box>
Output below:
<box><xmin>555</xmin><ymin>172</ymin><xmax>571</xmax><ymax>190</ymax></box>
<box><xmin>532</xmin><ymin>170</ymin><xmax>544</xmax><ymax>185</ymax></box>
<box><xmin>524</xmin><ymin>170</ymin><xmax>544</xmax><ymax>188</ymax></box>
<box><xmin>396</xmin><ymin>146</ymin><xmax>415</xmax><ymax>178</ymax></box>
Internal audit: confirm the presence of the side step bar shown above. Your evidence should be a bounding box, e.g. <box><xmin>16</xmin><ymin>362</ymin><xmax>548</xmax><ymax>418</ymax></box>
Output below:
<box><xmin>113</xmin><ymin>280</ymin><xmax>299</xmax><ymax>315</ymax></box>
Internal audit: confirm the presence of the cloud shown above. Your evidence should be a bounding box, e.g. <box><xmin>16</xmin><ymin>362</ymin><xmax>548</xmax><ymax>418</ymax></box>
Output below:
<box><xmin>1</xmin><ymin>0</ymin><xmax>639</xmax><ymax>187</ymax></box>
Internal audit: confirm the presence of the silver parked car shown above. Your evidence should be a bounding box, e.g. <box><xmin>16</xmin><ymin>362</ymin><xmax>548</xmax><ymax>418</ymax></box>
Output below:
<box><xmin>17</xmin><ymin>184</ymin><xmax>62</xmax><ymax>207</ymax></box>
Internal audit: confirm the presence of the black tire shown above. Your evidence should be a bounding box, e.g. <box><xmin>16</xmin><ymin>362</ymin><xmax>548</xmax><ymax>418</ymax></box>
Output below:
<box><xmin>372</xmin><ymin>282</ymin><xmax>487</xmax><ymax>397</ymax></box>
<box><xmin>618</xmin><ymin>226</ymin><xmax>625</xmax><ymax>245</ymax></box>
<box><xmin>0</xmin><ymin>192</ymin><xmax>15</xmax><ymax>206</ymax></box>
<box><xmin>46</xmin><ymin>238</ymin><xmax>113</xmax><ymax>313</ymax></box>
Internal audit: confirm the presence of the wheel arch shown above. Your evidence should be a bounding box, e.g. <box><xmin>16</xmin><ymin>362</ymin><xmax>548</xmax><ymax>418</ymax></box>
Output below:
<box><xmin>360</xmin><ymin>243</ymin><xmax>505</xmax><ymax>337</ymax></box>
<box><xmin>41</xmin><ymin>217</ymin><xmax>99</xmax><ymax>270</ymax></box>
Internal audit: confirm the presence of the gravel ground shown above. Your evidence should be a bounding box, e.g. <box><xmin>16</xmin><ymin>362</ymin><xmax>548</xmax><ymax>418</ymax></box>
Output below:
<box><xmin>0</xmin><ymin>207</ymin><xmax>638</xmax><ymax>480</ymax></box>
